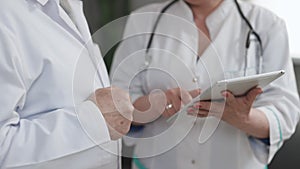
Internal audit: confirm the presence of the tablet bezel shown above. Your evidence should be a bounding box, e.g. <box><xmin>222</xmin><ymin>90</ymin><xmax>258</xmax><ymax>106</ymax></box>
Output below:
<box><xmin>195</xmin><ymin>70</ymin><xmax>285</xmax><ymax>101</ymax></box>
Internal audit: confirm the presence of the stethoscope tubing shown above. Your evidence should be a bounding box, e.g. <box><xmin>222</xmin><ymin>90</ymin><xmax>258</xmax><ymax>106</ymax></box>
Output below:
<box><xmin>144</xmin><ymin>0</ymin><xmax>263</xmax><ymax>75</ymax></box>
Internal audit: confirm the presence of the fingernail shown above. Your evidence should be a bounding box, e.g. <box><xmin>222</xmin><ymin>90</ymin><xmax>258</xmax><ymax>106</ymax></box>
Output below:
<box><xmin>197</xmin><ymin>89</ymin><xmax>201</xmax><ymax>94</ymax></box>
<box><xmin>188</xmin><ymin>108</ymin><xmax>194</xmax><ymax>113</ymax></box>
<box><xmin>222</xmin><ymin>92</ymin><xmax>228</xmax><ymax>97</ymax></box>
<box><xmin>193</xmin><ymin>104</ymin><xmax>201</xmax><ymax>109</ymax></box>
<box><xmin>187</xmin><ymin>111</ymin><xmax>196</xmax><ymax>116</ymax></box>
<box><xmin>194</xmin><ymin>102</ymin><xmax>201</xmax><ymax>107</ymax></box>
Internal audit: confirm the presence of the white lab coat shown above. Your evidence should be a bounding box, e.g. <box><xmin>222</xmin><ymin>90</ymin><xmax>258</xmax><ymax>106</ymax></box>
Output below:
<box><xmin>0</xmin><ymin>0</ymin><xmax>120</xmax><ymax>168</ymax></box>
<box><xmin>111</xmin><ymin>0</ymin><xmax>300</xmax><ymax>169</ymax></box>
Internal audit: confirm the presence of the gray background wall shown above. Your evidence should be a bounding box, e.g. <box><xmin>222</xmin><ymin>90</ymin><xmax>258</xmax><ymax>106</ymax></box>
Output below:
<box><xmin>83</xmin><ymin>0</ymin><xmax>300</xmax><ymax>168</ymax></box>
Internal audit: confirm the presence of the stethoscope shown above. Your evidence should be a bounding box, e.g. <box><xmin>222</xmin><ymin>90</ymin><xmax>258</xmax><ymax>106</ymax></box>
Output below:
<box><xmin>144</xmin><ymin>0</ymin><xmax>264</xmax><ymax>76</ymax></box>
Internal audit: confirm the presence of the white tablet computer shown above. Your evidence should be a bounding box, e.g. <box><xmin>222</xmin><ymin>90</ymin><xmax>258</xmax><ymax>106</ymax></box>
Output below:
<box><xmin>167</xmin><ymin>70</ymin><xmax>285</xmax><ymax>122</ymax></box>
<box><xmin>197</xmin><ymin>70</ymin><xmax>285</xmax><ymax>101</ymax></box>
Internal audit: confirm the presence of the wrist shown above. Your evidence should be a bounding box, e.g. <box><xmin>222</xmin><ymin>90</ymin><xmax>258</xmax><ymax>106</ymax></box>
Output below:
<box><xmin>240</xmin><ymin>108</ymin><xmax>270</xmax><ymax>138</ymax></box>
<box><xmin>221</xmin><ymin>109</ymin><xmax>251</xmax><ymax>127</ymax></box>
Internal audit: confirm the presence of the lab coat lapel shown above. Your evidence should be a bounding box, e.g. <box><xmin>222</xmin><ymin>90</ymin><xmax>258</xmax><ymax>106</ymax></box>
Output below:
<box><xmin>36</xmin><ymin>0</ymin><xmax>85</xmax><ymax>44</ymax></box>
<box><xmin>57</xmin><ymin>0</ymin><xmax>83</xmax><ymax>39</ymax></box>
<box><xmin>35</xmin><ymin>0</ymin><xmax>110</xmax><ymax>87</ymax></box>
<box><xmin>68</xmin><ymin>0</ymin><xmax>110</xmax><ymax>87</ymax></box>
<box><xmin>67</xmin><ymin>0</ymin><xmax>91</xmax><ymax>43</ymax></box>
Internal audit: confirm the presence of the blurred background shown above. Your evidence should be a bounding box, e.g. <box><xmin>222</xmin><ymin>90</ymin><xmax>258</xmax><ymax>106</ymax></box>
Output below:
<box><xmin>83</xmin><ymin>0</ymin><xmax>300</xmax><ymax>168</ymax></box>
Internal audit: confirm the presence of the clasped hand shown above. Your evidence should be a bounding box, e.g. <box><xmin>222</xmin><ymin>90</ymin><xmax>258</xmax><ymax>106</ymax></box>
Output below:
<box><xmin>89</xmin><ymin>87</ymin><xmax>134</xmax><ymax>140</ymax></box>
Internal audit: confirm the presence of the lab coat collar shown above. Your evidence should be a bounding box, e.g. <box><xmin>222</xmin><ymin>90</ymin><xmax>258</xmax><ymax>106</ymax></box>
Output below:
<box><xmin>205</xmin><ymin>0</ymin><xmax>235</xmax><ymax>39</ymax></box>
<box><xmin>35</xmin><ymin>0</ymin><xmax>82</xmax><ymax>6</ymax></box>
<box><xmin>36</xmin><ymin>0</ymin><xmax>48</xmax><ymax>6</ymax></box>
<box><xmin>177</xmin><ymin>0</ymin><xmax>234</xmax><ymax>21</ymax></box>
<box><xmin>177</xmin><ymin>0</ymin><xmax>234</xmax><ymax>40</ymax></box>
<box><xmin>206</xmin><ymin>0</ymin><xmax>235</xmax><ymax>24</ymax></box>
<box><xmin>33</xmin><ymin>0</ymin><xmax>86</xmax><ymax>44</ymax></box>
<box><xmin>178</xmin><ymin>0</ymin><xmax>194</xmax><ymax>22</ymax></box>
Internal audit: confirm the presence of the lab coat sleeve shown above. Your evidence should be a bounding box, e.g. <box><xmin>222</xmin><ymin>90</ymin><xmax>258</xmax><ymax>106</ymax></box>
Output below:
<box><xmin>251</xmin><ymin>19</ymin><xmax>300</xmax><ymax>164</ymax></box>
<box><xmin>0</xmin><ymin>25</ymin><xmax>111</xmax><ymax>168</ymax></box>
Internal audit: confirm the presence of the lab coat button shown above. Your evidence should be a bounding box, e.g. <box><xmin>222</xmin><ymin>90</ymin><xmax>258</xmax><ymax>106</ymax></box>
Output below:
<box><xmin>192</xmin><ymin>77</ymin><xmax>198</xmax><ymax>83</ymax></box>
<box><xmin>191</xmin><ymin>159</ymin><xmax>196</xmax><ymax>164</ymax></box>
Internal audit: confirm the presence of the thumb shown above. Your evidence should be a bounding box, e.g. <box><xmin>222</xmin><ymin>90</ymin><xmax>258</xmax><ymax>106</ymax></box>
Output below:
<box><xmin>180</xmin><ymin>89</ymin><xmax>193</xmax><ymax>104</ymax></box>
<box><xmin>189</xmin><ymin>89</ymin><xmax>201</xmax><ymax>98</ymax></box>
<box><xmin>246</xmin><ymin>87</ymin><xmax>263</xmax><ymax>103</ymax></box>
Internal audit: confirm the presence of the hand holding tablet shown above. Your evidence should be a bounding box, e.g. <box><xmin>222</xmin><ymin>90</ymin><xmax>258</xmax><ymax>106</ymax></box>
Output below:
<box><xmin>167</xmin><ymin>70</ymin><xmax>285</xmax><ymax>122</ymax></box>
<box><xmin>194</xmin><ymin>70</ymin><xmax>285</xmax><ymax>101</ymax></box>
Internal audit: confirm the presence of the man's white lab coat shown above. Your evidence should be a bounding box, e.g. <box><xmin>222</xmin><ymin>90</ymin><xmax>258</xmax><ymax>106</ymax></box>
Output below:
<box><xmin>0</xmin><ymin>0</ymin><xmax>120</xmax><ymax>168</ymax></box>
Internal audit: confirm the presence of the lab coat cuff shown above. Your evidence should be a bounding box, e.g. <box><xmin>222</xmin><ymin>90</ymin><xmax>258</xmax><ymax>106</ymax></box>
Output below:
<box><xmin>76</xmin><ymin>100</ymin><xmax>111</xmax><ymax>145</ymax></box>
<box><xmin>257</xmin><ymin>105</ymin><xmax>284</xmax><ymax>163</ymax></box>
<box><xmin>248</xmin><ymin>136</ymin><xmax>269</xmax><ymax>164</ymax></box>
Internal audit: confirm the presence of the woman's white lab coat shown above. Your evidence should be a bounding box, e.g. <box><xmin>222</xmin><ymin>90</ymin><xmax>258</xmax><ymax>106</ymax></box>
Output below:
<box><xmin>111</xmin><ymin>0</ymin><xmax>300</xmax><ymax>168</ymax></box>
<box><xmin>0</xmin><ymin>0</ymin><xmax>120</xmax><ymax>168</ymax></box>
